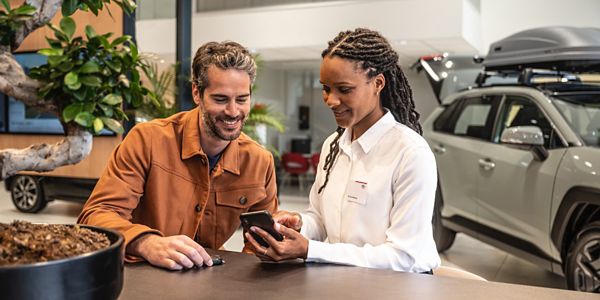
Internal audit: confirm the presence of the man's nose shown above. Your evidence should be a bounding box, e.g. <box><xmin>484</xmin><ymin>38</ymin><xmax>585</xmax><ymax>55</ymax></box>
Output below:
<box><xmin>224</xmin><ymin>101</ymin><xmax>239</xmax><ymax>117</ymax></box>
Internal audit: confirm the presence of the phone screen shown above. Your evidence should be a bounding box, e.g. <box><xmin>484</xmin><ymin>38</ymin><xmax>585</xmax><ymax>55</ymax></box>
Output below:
<box><xmin>240</xmin><ymin>210</ymin><xmax>283</xmax><ymax>248</ymax></box>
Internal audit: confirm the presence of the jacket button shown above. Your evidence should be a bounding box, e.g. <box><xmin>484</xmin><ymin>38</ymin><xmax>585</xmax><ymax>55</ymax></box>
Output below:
<box><xmin>195</xmin><ymin>204</ymin><xmax>202</xmax><ymax>212</ymax></box>
<box><xmin>239</xmin><ymin>196</ymin><xmax>247</xmax><ymax>205</ymax></box>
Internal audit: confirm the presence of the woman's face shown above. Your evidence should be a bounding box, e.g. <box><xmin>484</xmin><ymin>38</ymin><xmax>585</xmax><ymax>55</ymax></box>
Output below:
<box><xmin>320</xmin><ymin>56</ymin><xmax>385</xmax><ymax>138</ymax></box>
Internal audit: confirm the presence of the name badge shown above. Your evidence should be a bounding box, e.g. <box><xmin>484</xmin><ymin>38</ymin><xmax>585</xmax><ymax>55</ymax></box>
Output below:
<box><xmin>346</xmin><ymin>180</ymin><xmax>368</xmax><ymax>205</ymax></box>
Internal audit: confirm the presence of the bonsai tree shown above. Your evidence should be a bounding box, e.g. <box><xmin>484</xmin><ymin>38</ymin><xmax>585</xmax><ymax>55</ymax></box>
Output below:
<box><xmin>0</xmin><ymin>0</ymin><xmax>153</xmax><ymax>180</ymax></box>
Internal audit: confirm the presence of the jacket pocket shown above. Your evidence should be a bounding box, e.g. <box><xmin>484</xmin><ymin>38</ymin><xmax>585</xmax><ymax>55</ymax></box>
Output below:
<box><xmin>215</xmin><ymin>187</ymin><xmax>266</xmax><ymax>209</ymax></box>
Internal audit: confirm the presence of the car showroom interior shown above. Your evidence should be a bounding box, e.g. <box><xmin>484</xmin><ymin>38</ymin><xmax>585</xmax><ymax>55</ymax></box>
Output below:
<box><xmin>0</xmin><ymin>0</ymin><xmax>599</xmax><ymax>299</ymax></box>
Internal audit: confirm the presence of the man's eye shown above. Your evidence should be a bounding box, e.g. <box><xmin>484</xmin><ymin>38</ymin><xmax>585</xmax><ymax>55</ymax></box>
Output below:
<box><xmin>322</xmin><ymin>86</ymin><xmax>330</xmax><ymax>93</ymax></box>
<box><xmin>214</xmin><ymin>98</ymin><xmax>228</xmax><ymax>103</ymax></box>
<box><xmin>236</xmin><ymin>97</ymin><xmax>248</xmax><ymax>103</ymax></box>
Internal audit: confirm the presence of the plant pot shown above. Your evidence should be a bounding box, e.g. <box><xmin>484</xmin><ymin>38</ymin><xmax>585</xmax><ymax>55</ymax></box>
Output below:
<box><xmin>0</xmin><ymin>225</ymin><xmax>124</xmax><ymax>300</ymax></box>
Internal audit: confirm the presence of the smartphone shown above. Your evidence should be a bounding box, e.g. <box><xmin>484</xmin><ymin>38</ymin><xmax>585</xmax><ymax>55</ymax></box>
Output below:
<box><xmin>239</xmin><ymin>210</ymin><xmax>284</xmax><ymax>248</ymax></box>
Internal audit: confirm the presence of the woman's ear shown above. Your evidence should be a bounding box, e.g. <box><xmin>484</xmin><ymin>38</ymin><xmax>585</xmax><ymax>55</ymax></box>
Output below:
<box><xmin>374</xmin><ymin>73</ymin><xmax>385</xmax><ymax>95</ymax></box>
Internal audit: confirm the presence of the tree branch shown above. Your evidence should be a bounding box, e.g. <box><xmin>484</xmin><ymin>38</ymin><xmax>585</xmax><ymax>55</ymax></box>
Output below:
<box><xmin>12</xmin><ymin>0</ymin><xmax>63</xmax><ymax>51</ymax></box>
<box><xmin>0</xmin><ymin>51</ymin><xmax>55</xmax><ymax>111</ymax></box>
<box><xmin>0</xmin><ymin>124</ymin><xmax>93</xmax><ymax>180</ymax></box>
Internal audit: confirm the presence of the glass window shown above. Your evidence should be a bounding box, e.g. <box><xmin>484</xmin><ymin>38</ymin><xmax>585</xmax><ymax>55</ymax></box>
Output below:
<box><xmin>449</xmin><ymin>96</ymin><xmax>500</xmax><ymax>141</ymax></box>
<box><xmin>433</xmin><ymin>101</ymin><xmax>460</xmax><ymax>133</ymax></box>
<box><xmin>552</xmin><ymin>94</ymin><xmax>600</xmax><ymax>147</ymax></box>
<box><xmin>496</xmin><ymin>96</ymin><xmax>561</xmax><ymax>149</ymax></box>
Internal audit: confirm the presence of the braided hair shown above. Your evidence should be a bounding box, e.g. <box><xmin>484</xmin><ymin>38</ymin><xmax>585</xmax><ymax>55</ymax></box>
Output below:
<box><xmin>317</xmin><ymin>28</ymin><xmax>422</xmax><ymax>194</ymax></box>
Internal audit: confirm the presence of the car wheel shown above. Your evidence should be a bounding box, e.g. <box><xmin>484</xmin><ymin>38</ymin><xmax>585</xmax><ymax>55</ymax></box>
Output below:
<box><xmin>566</xmin><ymin>222</ymin><xmax>600</xmax><ymax>292</ymax></box>
<box><xmin>432</xmin><ymin>184</ymin><xmax>456</xmax><ymax>252</ymax></box>
<box><xmin>10</xmin><ymin>175</ymin><xmax>47</xmax><ymax>213</ymax></box>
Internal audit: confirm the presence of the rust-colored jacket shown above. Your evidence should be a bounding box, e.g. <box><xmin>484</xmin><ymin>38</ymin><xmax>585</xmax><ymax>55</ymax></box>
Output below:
<box><xmin>77</xmin><ymin>107</ymin><xmax>278</xmax><ymax>262</ymax></box>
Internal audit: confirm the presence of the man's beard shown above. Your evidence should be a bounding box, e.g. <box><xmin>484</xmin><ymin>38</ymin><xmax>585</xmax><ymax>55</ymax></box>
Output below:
<box><xmin>202</xmin><ymin>111</ymin><xmax>247</xmax><ymax>141</ymax></box>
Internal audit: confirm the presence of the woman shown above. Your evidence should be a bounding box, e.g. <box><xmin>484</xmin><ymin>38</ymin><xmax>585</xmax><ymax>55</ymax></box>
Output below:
<box><xmin>246</xmin><ymin>28</ymin><xmax>440</xmax><ymax>273</ymax></box>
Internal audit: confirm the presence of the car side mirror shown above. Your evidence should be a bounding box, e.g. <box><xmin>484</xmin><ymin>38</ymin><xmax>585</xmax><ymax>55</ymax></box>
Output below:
<box><xmin>500</xmin><ymin>126</ymin><xmax>548</xmax><ymax>161</ymax></box>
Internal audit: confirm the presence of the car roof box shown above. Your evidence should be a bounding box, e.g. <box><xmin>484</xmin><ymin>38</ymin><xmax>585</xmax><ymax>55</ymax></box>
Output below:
<box><xmin>483</xmin><ymin>26</ymin><xmax>600</xmax><ymax>72</ymax></box>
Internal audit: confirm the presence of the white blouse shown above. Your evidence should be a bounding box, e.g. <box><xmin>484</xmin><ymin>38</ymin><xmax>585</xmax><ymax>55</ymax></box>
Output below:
<box><xmin>300</xmin><ymin>112</ymin><xmax>441</xmax><ymax>272</ymax></box>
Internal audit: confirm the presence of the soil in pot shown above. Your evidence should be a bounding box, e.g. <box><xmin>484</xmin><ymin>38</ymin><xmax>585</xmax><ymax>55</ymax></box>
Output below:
<box><xmin>0</xmin><ymin>220</ymin><xmax>110</xmax><ymax>266</ymax></box>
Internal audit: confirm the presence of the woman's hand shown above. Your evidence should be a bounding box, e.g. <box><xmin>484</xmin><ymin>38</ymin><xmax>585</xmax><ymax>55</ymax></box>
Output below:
<box><xmin>273</xmin><ymin>210</ymin><xmax>302</xmax><ymax>232</ymax></box>
<box><xmin>245</xmin><ymin>223</ymin><xmax>308</xmax><ymax>261</ymax></box>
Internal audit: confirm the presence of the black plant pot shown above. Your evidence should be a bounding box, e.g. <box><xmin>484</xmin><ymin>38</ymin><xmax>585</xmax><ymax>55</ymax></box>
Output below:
<box><xmin>0</xmin><ymin>225</ymin><xmax>124</xmax><ymax>300</ymax></box>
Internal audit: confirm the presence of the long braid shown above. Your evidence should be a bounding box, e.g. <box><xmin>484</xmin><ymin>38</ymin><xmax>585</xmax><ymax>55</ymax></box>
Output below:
<box><xmin>317</xmin><ymin>127</ymin><xmax>344</xmax><ymax>193</ymax></box>
<box><xmin>317</xmin><ymin>28</ymin><xmax>422</xmax><ymax>193</ymax></box>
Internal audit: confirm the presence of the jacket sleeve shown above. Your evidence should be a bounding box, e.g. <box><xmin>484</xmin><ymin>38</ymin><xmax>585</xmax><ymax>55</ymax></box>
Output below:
<box><xmin>242</xmin><ymin>152</ymin><xmax>279</xmax><ymax>253</ymax></box>
<box><xmin>304</xmin><ymin>146</ymin><xmax>441</xmax><ymax>272</ymax></box>
<box><xmin>77</xmin><ymin>125</ymin><xmax>162</xmax><ymax>262</ymax></box>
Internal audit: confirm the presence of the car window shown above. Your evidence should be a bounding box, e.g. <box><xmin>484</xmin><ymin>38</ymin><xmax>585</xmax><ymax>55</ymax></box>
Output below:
<box><xmin>445</xmin><ymin>96</ymin><xmax>500</xmax><ymax>141</ymax></box>
<box><xmin>433</xmin><ymin>101</ymin><xmax>460</xmax><ymax>133</ymax></box>
<box><xmin>495</xmin><ymin>95</ymin><xmax>561</xmax><ymax>149</ymax></box>
<box><xmin>552</xmin><ymin>95</ymin><xmax>600</xmax><ymax>147</ymax></box>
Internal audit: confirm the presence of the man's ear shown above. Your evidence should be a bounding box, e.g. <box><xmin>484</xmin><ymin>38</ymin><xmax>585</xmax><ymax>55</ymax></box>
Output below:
<box><xmin>374</xmin><ymin>73</ymin><xmax>385</xmax><ymax>95</ymax></box>
<box><xmin>192</xmin><ymin>83</ymin><xmax>202</xmax><ymax>105</ymax></box>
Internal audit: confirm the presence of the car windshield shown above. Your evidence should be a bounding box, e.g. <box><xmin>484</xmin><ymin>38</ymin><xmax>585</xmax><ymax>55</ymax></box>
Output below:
<box><xmin>552</xmin><ymin>94</ymin><xmax>600</xmax><ymax>147</ymax></box>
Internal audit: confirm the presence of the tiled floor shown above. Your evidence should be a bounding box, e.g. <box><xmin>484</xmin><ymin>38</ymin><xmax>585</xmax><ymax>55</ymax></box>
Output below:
<box><xmin>0</xmin><ymin>184</ymin><xmax>566</xmax><ymax>290</ymax></box>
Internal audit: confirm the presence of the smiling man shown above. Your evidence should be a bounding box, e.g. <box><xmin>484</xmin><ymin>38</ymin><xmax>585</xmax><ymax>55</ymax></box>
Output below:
<box><xmin>78</xmin><ymin>42</ymin><xmax>278</xmax><ymax>270</ymax></box>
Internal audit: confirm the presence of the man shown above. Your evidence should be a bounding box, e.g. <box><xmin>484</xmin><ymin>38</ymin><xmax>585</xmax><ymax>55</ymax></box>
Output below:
<box><xmin>78</xmin><ymin>41</ymin><xmax>278</xmax><ymax>270</ymax></box>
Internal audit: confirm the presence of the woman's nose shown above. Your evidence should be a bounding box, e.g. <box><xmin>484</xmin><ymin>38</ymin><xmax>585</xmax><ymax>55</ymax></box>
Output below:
<box><xmin>323</xmin><ymin>93</ymin><xmax>340</xmax><ymax>108</ymax></box>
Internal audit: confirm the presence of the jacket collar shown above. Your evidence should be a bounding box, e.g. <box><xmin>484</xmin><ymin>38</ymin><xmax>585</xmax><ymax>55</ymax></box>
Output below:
<box><xmin>181</xmin><ymin>107</ymin><xmax>241</xmax><ymax>175</ymax></box>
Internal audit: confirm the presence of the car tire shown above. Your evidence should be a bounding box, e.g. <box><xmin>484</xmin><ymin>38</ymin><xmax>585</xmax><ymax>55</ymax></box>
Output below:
<box><xmin>10</xmin><ymin>175</ymin><xmax>47</xmax><ymax>213</ymax></box>
<box><xmin>432</xmin><ymin>184</ymin><xmax>456</xmax><ymax>252</ymax></box>
<box><xmin>565</xmin><ymin>221</ymin><xmax>600</xmax><ymax>292</ymax></box>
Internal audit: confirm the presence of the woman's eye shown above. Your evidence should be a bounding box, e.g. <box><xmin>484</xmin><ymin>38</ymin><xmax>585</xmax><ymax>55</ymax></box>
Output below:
<box><xmin>339</xmin><ymin>87</ymin><xmax>352</xmax><ymax>94</ymax></box>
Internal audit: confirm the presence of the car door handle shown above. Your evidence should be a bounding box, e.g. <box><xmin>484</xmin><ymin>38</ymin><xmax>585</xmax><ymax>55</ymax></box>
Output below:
<box><xmin>478</xmin><ymin>158</ymin><xmax>495</xmax><ymax>171</ymax></box>
<box><xmin>433</xmin><ymin>144</ymin><xmax>446</xmax><ymax>154</ymax></box>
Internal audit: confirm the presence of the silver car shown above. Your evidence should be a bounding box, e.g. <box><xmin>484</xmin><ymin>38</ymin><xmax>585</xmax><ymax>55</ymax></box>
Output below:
<box><xmin>423</xmin><ymin>82</ymin><xmax>600</xmax><ymax>292</ymax></box>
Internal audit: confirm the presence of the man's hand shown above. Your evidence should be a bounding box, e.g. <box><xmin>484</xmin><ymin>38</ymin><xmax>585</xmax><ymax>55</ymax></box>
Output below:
<box><xmin>127</xmin><ymin>234</ymin><xmax>213</xmax><ymax>270</ymax></box>
<box><xmin>273</xmin><ymin>210</ymin><xmax>302</xmax><ymax>231</ymax></box>
<box><xmin>245</xmin><ymin>223</ymin><xmax>308</xmax><ymax>261</ymax></box>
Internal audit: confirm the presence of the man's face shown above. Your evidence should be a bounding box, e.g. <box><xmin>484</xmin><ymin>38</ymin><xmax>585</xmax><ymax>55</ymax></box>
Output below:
<box><xmin>193</xmin><ymin>65</ymin><xmax>251</xmax><ymax>141</ymax></box>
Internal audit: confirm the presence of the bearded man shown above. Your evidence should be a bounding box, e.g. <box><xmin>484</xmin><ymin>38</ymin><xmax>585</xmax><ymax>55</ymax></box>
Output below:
<box><xmin>78</xmin><ymin>41</ymin><xmax>278</xmax><ymax>270</ymax></box>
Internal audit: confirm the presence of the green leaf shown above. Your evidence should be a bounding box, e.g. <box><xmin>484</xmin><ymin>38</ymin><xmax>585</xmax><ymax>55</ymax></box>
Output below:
<box><xmin>75</xmin><ymin>111</ymin><xmax>94</xmax><ymax>127</ymax></box>
<box><xmin>93</xmin><ymin>117</ymin><xmax>104</xmax><ymax>133</ymax></box>
<box><xmin>64</xmin><ymin>71</ymin><xmax>78</xmax><ymax>86</ymax></box>
<box><xmin>61</xmin><ymin>0</ymin><xmax>78</xmax><ymax>16</ymax></box>
<box><xmin>45</xmin><ymin>37</ymin><xmax>63</xmax><ymax>49</ymax></box>
<box><xmin>62</xmin><ymin>103</ymin><xmax>83</xmax><ymax>122</ymax></box>
<box><xmin>98</xmin><ymin>103</ymin><xmax>113</xmax><ymax>117</ymax></box>
<box><xmin>59</xmin><ymin>16</ymin><xmax>76</xmax><ymax>39</ymax></box>
<box><xmin>80</xmin><ymin>75</ymin><xmax>102</xmax><ymax>87</ymax></box>
<box><xmin>110</xmin><ymin>35</ymin><xmax>130</xmax><ymax>47</ymax></box>
<box><xmin>129</xmin><ymin>41</ymin><xmax>138</xmax><ymax>61</ymax></box>
<box><xmin>100</xmin><ymin>117</ymin><xmax>124</xmax><ymax>134</ymax></box>
<box><xmin>72</xmin><ymin>87</ymin><xmax>87</xmax><ymax>101</ymax></box>
<box><xmin>105</xmin><ymin>59</ymin><xmax>121</xmax><ymax>72</ymax></box>
<box><xmin>79</xmin><ymin>60</ymin><xmax>100</xmax><ymax>74</ymax></box>
<box><xmin>57</xmin><ymin>61</ymin><xmax>75</xmax><ymax>72</ymax></box>
<box><xmin>48</xmin><ymin>23</ymin><xmax>70</xmax><ymax>42</ymax></box>
<box><xmin>84</xmin><ymin>25</ymin><xmax>97</xmax><ymax>40</ymax></box>
<box><xmin>47</xmin><ymin>55</ymin><xmax>65</xmax><ymax>67</ymax></box>
<box><xmin>101</xmin><ymin>93</ymin><xmax>122</xmax><ymax>105</ymax></box>
<box><xmin>1</xmin><ymin>0</ymin><xmax>10</xmax><ymax>12</ymax></box>
<box><xmin>13</xmin><ymin>5</ymin><xmax>37</xmax><ymax>15</ymax></box>
<box><xmin>38</xmin><ymin>48</ymin><xmax>63</xmax><ymax>56</ymax></box>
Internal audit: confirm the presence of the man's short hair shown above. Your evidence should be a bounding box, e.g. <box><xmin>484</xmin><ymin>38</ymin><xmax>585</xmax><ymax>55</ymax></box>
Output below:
<box><xmin>192</xmin><ymin>41</ymin><xmax>257</xmax><ymax>95</ymax></box>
